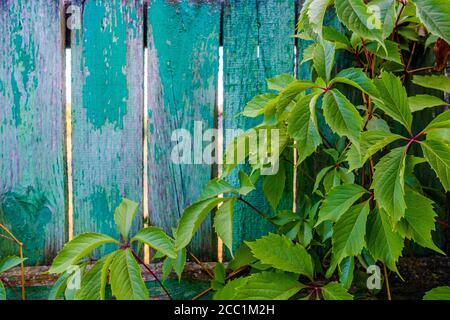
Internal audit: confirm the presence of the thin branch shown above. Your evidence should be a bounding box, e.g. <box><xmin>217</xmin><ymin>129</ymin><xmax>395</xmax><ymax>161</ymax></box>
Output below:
<box><xmin>383</xmin><ymin>264</ymin><xmax>392</xmax><ymax>300</ymax></box>
<box><xmin>131</xmin><ymin>249</ymin><xmax>173</xmax><ymax>300</ymax></box>
<box><xmin>188</xmin><ymin>252</ymin><xmax>214</xmax><ymax>279</ymax></box>
<box><xmin>238</xmin><ymin>197</ymin><xmax>276</xmax><ymax>227</ymax></box>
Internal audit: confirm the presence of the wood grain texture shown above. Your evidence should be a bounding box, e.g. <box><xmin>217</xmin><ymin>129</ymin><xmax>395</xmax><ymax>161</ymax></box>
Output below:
<box><xmin>223</xmin><ymin>0</ymin><xmax>296</xmax><ymax>252</ymax></box>
<box><xmin>0</xmin><ymin>0</ymin><xmax>65</xmax><ymax>265</ymax></box>
<box><xmin>71</xmin><ymin>0</ymin><xmax>144</xmax><ymax>251</ymax></box>
<box><xmin>147</xmin><ymin>0</ymin><xmax>220</xmax><ymax>259</ymax></box>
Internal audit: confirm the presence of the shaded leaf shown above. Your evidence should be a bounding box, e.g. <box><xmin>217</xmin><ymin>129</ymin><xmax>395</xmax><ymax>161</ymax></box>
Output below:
<box><xmin>132</xmin><ymin>227</ymin><xmax>177</xmax><ymax>259</ymax></box>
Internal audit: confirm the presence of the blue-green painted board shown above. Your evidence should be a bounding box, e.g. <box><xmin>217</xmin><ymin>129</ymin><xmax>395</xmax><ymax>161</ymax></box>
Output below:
<box><xmin>223</xmin><ymin>0</ymin><xmax>296</xmax><ymax>252</ymax></box>
<box><xmin>0</xmin><ymin>0</ymin><xmax>66</xmax><ymax>265</ymax></box>
<box><xmin>147</xmin><ymin>0</ymin><xmax>220</xmax><ymax>259</ymax></box>
<box><xmin>71</xmin><ymin>0</ymin><xmax>144</xmax><ymax>250</ymax></box>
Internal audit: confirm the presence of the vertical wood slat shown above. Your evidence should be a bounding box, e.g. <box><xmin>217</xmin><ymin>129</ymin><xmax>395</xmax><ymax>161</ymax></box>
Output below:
<box><xmin>0</xmin><ymin>0</ymin><xmax>65</xmax><ymax>264</ymax></box>
<box><xmin>223</xmin><ymin>0</ymin><xmax>296</xmax><ymax>251</ymax></box>
<box><xmin>147</xmin><ymin>0</ymin><xmax>220</xmax><ymax>259</ymax></box>
<box><xmin>71</xmin><ymin>0</ymin><xmax>144</xmax><ymax>250</ymax></box>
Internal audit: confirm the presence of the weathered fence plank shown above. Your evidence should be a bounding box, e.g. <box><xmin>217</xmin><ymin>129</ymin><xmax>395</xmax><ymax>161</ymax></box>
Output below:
<box><xmin>0</xmin><ymin>0</ymin><xmax>65</xmax><ymax>265</ymax></box>
<box><xmin>222</xmin><ymin>0</ymin><xmax>296</xmax><ymax>252</ymax></box>
<box><xmin>71</xmin><ymin>0</ymin><xmax>144</xmax><ymax>249</ymax></box>
<box><xmin>147</xmin><ymin>0</ymin><xmax>221</xmax><ymax>259</ymax></box>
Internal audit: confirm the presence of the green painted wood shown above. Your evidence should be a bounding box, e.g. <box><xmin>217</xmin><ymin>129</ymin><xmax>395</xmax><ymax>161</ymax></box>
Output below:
<box><xmin>223</xmin><ymin>0</ymin><xmax>296</xmax><ymax>252</ymax></box>
<box><xmin>147</xmin><ymin>0</ymin><xmax>220</xmax><ymax>259</ymax></box>
<box><xmin>0</xmin><ymin>0</ymin><xmax>65</xmax><ymax>265</ymax></box>
<box><xmin>71</xmin><ymin>0</ymin><xmax>144</xmax><ymax>251</ymax></box>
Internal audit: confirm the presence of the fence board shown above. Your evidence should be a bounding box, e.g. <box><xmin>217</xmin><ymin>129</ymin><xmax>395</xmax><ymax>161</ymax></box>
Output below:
<box><xmin>147</xmin><ymin>0</ymin><xmax>220</xmax><ymax>259</ymax></box>
<box><xmin>71</xmin><ymin>0</ymin><xmax>144</xmax><ymax>249</ymax></box>
<box><xmin>223</xmin><ymin>0</ymin><xmax>296</xmax><ymax>252</ymax></box>
<box><xmin>0</xmin><ymin>0</ymin><xmax>65</xmax><ymax>265</ymax></box>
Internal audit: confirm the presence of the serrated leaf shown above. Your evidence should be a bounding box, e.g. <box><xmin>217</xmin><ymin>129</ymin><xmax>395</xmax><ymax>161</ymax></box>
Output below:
<box><xmin>49</xmin><ymin>233</ymin><xmax>119</xmax><ymax>274</ymax></box>
<box><xmin>267</xmin><ymin>74</ymin><xmax>295</xmax><ymax>92</ymax></box>
<box><xmin>288</xmin><ymin>94</ymin><xmax>322</xmax><ymax>164</ymax></box>
<box><xmin>366</xmin><ymin>40</ymin><xmax>402</xmax><ymax>64</ymax></box>
<box><xmin>114</xmin><ymin>198</ymin><xmax>139</xmax><ymax>241</ymax></box>
<box><xmin>314</xmin><ymin>40</ymin><xmax>335</xmax><ymax>81</ymax></box>
<box><xmin>76</xmin><ymin>251</ymin><xmax>118</xmax><ymax>300</ymax></box>
<box><xmin>263</xmin><ymin>162</ymin><xmax>286</xmax><ymax>210</ymax></box>
<box><xmin>366</xmin><ymin>209</ymin><xmax>404</xmax><ymax>273</ymax></box>
<box><xmin>321</xmin><ymin>281</ymin><xmax>353</xmax><ymax>300</ymax></box>
<box><xmin>246</xmin><ymin>233</ymin><xmax>314</xmax><ymax>279</ymax></box>
<box><xmin>242</xmin><ymin>94</ymin><xmax>277</xmax><ymax>118</ymax></box>
<box><xmin>413</xmin><ymin>75</ymin><xmax>450</xmax><ymax>93</ymax></box>
<box><xmin>228</xmin><ymin>243</ymin><xmax>258</xmax><ymax>271</ymax></box>
<box><xmin>316</xmin><ymin>184</ymin><xmax>367</xmax><ymax>226</ymax></box>
<box><xmin>372</xmin><ymin>147</ymin><xmax>407</xmax><ymax>223</ymax></box>
<box><xmin>398</xmin><ymin>190</ymin><xmax>444</xmax><ymax>254</ymax></box>
<box><xmin>308</xmin><ymin>0</ymin><xmax>334</xmax><ymax>37</ymax></box>
<box><xmin>276</xmin><ymin>80</ymin><xmax>316</xmax><ymax>115</ymax></box>
<box><xmin>415</xmin><ymin>0</ymin><xmax>450</xmax><ymax>44</ymax></box>
<box><xmin>238</xmin><ymin>171</ymin><xmax>255</xmax><ymax>195</ymax></box>
<box><xmin>198</xmin><ymin>178</ymin><xmax>236</xmax><ymax>201</ymax></box>
<box><xmin>132</xmin><ymin>227</ymin><xmax>176</xmax><ymax>259</ymax></box>
<box><xmin>234</xmin><ymin>272</ymin><xmax>304</xmax><ymax>300</ymax></box>
<box><xmin>214</xmin><ymin>198</ymin><xmax>235</xmax><ymax>255</ymax></box>
<box><xmin>332</xmin><ymin>68</ymin><xmax>380</xmax><ymax>98</ymax></box>
<box><xmin>323</xmin><ymin>26</ymin><xmax>352</xmax><ymax>49</ymax></box>
<box><xmin>370</xmin><ymin>0</ymin><xmax>396</xmax><ymax>38</ymax></box>
<box><xmin>109</xmin><ymin>249</ymin><xmax>148</xmax><ymax>300</ymax></box>
<box><xmin>323</xmin><ymin>89</ymin><xmax>364</xmax><ymax>145</ymax></box>
<box><xmin>329</xmin><ymin>202</ymin><xmax>370</xmax><ymax>272</ymax></box>
<box><xmin>408</xmin><ymin>94</ymin><xmax>449</xmax><ymax>112</ymax></box>
<box><xmin>175</xmin><ymin>198</ymin><xmax>224</xmax><ymax>250</ymax></box>
<box><xmin>0</xmin><ymin>256</ymin><xmax>23</xmax><ymax>273</ymax></box>
<box><xmin>421</xmin><ymin>140</ymin><xmax>450</xmax><ymax>191</ymax></box>
<box><xmin>425</xmin><ymin>110</ymin><xmax>450</xmax><ymax>131</ymax></box>
<box><xmin>423</xmin><ymin>286</ymin><xmax>450</xmax><ymax>300</ymax></box>
<box><xmin>374</xmin><ymin>72</ymin><xmax>412</xmax><ymax>130</ymax></box>
<box><xmin>213</xmin><ymin>277</ymin><xmax>248</xmax><ymax>300</ymax></box>
<box><xmin>335</xmin><ymin>0</ymin><xmax>384</xmax><ymax>44</ymax></box>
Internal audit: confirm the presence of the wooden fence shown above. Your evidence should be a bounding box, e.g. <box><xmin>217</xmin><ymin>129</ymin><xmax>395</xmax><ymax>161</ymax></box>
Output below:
<box><xmin>1</xmin><ymin>0</ymin><xmax>447</xmax><ymax>270</ymax></box>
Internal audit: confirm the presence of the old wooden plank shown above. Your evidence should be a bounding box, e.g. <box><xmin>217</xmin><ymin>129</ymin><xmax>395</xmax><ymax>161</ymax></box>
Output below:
<box><xmin>147</xmin><ymin>0</ymin><xmax>220</xmax><ymax>259</ymax></box>
<box><xmin>71</xmin><ymin>0</ymin><xmax>144</xmax><ymax>251</ymax></box>
<box><xmin>0</xmin><ymin>0</ymin><xmax>66</xmax><ymax>265</ymax></box>
<box><xmin>222</xmin><ymin>0</ymin><xmax>296</xmax><ymax>252</ymax></box>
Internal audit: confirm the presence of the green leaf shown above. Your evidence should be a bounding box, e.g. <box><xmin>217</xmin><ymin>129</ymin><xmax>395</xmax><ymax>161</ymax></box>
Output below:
<box><xmin>323</xmin><ymin>26</ymin><xmax>352</xmax><ymax>49</ymax></box>
<box><xmin>366</xmin><ymin>209</ymin><xmax>404</xmax><ymax>273</ymax></box>
<box><xmin>234</xmin><ymin>272</ymin><xmax>304</xmax><ymax>300</ymax></box>
<box><xmin>76</xmin><ymin>251</ymin><xmax>118</xmax><ymax>300</ymax></box>
<box><xmin>114</xmin><ymin>198</ymin><xmax>139</xmax><ymax>241</ymax></box>
<box><xmin>399</xmin><ymin>190</ymin><xmax>444</xmax><ymax>255</ymax></box>
<box><xmin>321</xmin><ymin>282</ymin><xmax>353</xmax><ymax>300</ymax></box>
<box><xmin>213</xmin><ymin>277</ymin><xmax>248</xmax><ymax>300</ymax></box>
<box><xmin>332</xmin><ymin>68</ymin><xmax>380</xmax><ymax>98</ymax></box>
<box><xmin>48</xmin><ymin>271</ymin><xmax>71</xmax><ymax>300</ymax></box>
<box><xmin>421</xmin><ymin>140</ymin><xmax>450</xmax><ymax>191</ymax></box>
<box><xmin>314</xmin><ymin>166</ymin><xmax>333</xmax><ymax>192</ymax></box>
<box><xmin>276</xmin><ymin>80</ymin><xmax>316</xmax><ymax>115</ymax></box>
<box><xmin>371</xmin><ymin>147</ymin><xmax>407</xmax><ymax>224</ymax></box>
<box><xmin>323</xmin><ymin>89</ymin><xmax>364</xmax><ymax>145</ymax></box>
<box><xmin>132</xmin><ymin>227</ymin><xmax>177</xmax><ymax>259</ymax></box>
<box><xmin>263</xmin><ymin>162</ymin><xmax>286</xmax><ymax>210</ymax></box>
<box><xmin>316</xmin><ymin>184</ymin><xmax>367</xmax><ymax>226</ymax></box>
<box><xmin>415</xmin><ymin>0</ymin><xmax>450</xmax><ymax>44</ymax></box>
<box><xmin>288</xmin><ymin>94</ymin><xmax>322</xmax><ymax>164</ymax></box>
<box><xmin>370</xmin><ymin>0</ymin><xmax>396</xmax><ymax>38</ymax></box>
<box><xmin>213</xmin><ymin>198</ymin><xmax>236</xmax><ymax>255</ymax></box>
<box><xmin>329</xmin><ymin>202</ymin><xmax>370</xmax><ymax>273</ymax></box>
<box><xmin>0</xmin><ymin>281</ymin><xmax>5</xmax><ymax>300</ymax></box>
<box><xmin>374</xmin><ymin>72</ymin><xmax>412</xmax><ymax>130</ymax></box>
<box><xmin>175</xmin><ymin>197</ymin><xmax>224</xmax><ymax>250</ymax></box>
<box><xmin>173</xmin><ymin>248</ymin><xmax>187</xmax><ymax>281</ymax></box>
<box><xmin>246</xmin><ymin>233</ymin><xmax>314</xmax><ymax>279</ymax></box>
<box><xmin>339</xmin><ymin>257</ymin><xmax>355</xmax><ymax>290</ymax></box>
<box><xmin>335</xmin><ymin>0</ymin><xmax>384</xmax><ymax>44</ymax></box>
<box><xmin>109</xmin><ymin>249</ymin><xmax>149</xmax><ymax>300</ymax></box>
<box><xmin>425</xmin><ymin>110</ymin><xmax>450</xmax><ymax>131</ymax></box>
<box><xmin>413</xmin><ymin>75</ymin><xmax>450</xmax><ymax>93</ymax></box>
<box><xmin>347</xmin><ymin>131</ymin><xmax>404</xmax><ymax>170</ymax></box>
<box><xmin>49</xmin><ymin>233</ymin><xmax>119</xmax><ymax>274</ymax></box>
<box><xmin>238</xmin><ymin>171</ymin><xmax>255</xmax><ymax>195</ymax></box>
<box><xmin>424</xmin><ymin>286</ymin><xmax>450</xmax><ymax>300</ymax></box>
<box><xmin>242</xmin><ymin>94</ymin><xmax>277</xmax><ymax>118</ymax></box>
<box><xmin>366</xmin><ymin>40</ymin><xmax>402</xmax><ymax>64</ymax></box>
<box><xmin>314</xmin><ymin>40</ymin><xmax>335</xmax><ymax>81</ymax></box>
<box><xmin>427</xmin><ymin>128</ymin><xmax>450</xmax><ymax>145</ymax></box>
<box><xmin>0</xmin><ymin>256</ymin><xmax>23</xmax><ymax>273</ymax></box>
<box><xmin>267</xmin><ymin>74</ymin><xmax>295</xmax><ymax>92</ymax></box>
<box><xmin>228</xmin><ymin>243</ymin><xmax>257</xmax><ymax>271</ymax></box>
<box><xmin>308</xmin><ymin>0</ymin><xmax>334</xmax><ymax>37</ymax></box>
<box><xmin>408</xmin><ymin>94</ymin><xmax>449</xmax><ymax>112</ymax></box>
<box><xmin>198</xmin><ymin>178</ymin><xmax>236</xmax><ymax>201</ymax></box>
